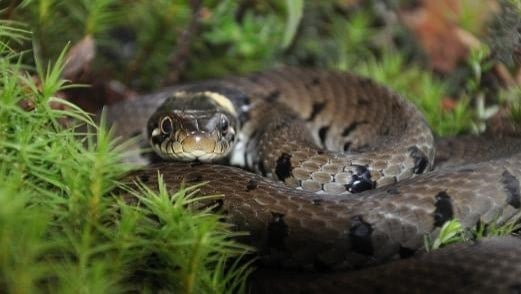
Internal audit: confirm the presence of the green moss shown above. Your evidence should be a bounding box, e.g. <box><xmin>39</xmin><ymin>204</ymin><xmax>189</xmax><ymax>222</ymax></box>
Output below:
<box><xmin>500</xmin><ymin>86</ymin><xmax>521</xmax><ymax>124</ymax></box>
<box><xmin>425</xmin><ymin>218</ymin><xmax>521</xmax><ymax>252</ymax></box>
<box><xmin>0</xmin><ymin>23</ymin><xmax>251</xmax><ymax>293</ymax></box>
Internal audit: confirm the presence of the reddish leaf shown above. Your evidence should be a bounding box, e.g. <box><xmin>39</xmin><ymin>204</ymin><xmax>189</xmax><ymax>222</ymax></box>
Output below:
<box><xmin>441</xmin><ymin>96</ymin><xmax>457</xmax><ymax>111</ymax></box>
<box><xmin>399</xmin><ymin>0</ymin><xmax>496</xmax><ymax>73</ymax></box>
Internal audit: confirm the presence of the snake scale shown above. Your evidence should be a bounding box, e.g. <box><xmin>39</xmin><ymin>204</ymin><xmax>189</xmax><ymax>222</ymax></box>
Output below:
<box><xmin>103</xmin><ymin>68</ymin><xmax>521</xmax><ymax>293</ymax></box>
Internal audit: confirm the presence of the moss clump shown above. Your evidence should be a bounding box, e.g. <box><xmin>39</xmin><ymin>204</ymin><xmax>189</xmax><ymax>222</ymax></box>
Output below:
<box><xmin>0</xmin><ymin>22</ymin><xmax>251</xmax><ymax>294</ymax></box>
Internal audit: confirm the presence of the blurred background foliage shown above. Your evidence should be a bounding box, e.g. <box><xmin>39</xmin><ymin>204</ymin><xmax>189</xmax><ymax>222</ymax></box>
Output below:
<box><xmin>2</xmin><ymin>0</ymin><xmax>521</xmax><ymax>136</ymax></box>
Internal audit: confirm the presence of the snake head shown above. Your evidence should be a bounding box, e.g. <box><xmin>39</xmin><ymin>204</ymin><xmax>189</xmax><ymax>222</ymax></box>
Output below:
<box><xmin>147</xmin><ymin>92</ymin><xmax>239</xmax><ymax>162</ymax></box>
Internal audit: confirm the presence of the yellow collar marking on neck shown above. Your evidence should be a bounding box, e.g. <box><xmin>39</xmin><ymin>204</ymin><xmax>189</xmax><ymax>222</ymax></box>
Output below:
<box><xmin>174</xmin><ymin>90</ymin><xmax>237</xmax><ymax>116</ymax></box>
<box><xmin>203</xmin><ymin>91</ymin><xmax>237</xmax><ymax>116</ymax></box>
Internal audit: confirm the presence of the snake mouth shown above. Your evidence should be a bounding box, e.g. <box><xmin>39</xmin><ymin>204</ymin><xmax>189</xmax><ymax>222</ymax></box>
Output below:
<box><xmin>151</xmin><ymin>128</ymin><xmax>232</xmax><ymax>162</ymax></box>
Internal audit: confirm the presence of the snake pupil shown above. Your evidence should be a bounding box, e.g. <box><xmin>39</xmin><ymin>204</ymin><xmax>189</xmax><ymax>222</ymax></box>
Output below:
<box><xmin>220</xmin><ymin>117</ymin><xmax>229</xmax><ymax>135</ymax></box>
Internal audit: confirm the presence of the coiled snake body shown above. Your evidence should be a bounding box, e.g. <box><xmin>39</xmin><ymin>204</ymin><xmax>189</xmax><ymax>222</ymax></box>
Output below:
<box><xmin>104</xmin><ymin>68</ymin><xmax>521</xmax><ymax>293</ymax></box>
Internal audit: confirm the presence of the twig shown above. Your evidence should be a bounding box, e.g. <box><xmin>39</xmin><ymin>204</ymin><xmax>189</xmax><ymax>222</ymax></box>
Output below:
<box><xmin>161</xmin><ymin>0</ymin><xmax>203</xmax><ymax>86</ymax></box>
<box><xmin>2</xmin><ymin>0</ymin><xmax>21</xmax><ymax>19</ymax></box>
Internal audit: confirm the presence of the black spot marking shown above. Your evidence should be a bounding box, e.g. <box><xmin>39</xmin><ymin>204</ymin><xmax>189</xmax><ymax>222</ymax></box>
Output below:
<box><xmin>341</xmin><ymin>121</ymin><xmax>367</xmax><ymax>137</ymax></box>
<box><xmin>357</xmin><ymin>96</ymin><xmax>370</xmax><ymax>106</ymax></box>
<box><xmin>434</xmin><ymin>191</ymin><xmax>453</xmax><ymax>227</ymax></box>
<box><xmin>258</xmin><ymin>161</ymin><xmax>267</xmax><ymax>177</ymax></box>
<box><xmin>312</xmin><ymin>198</ymin><xmax>322</xmax><ymax>206</ymax></box>
<box><xmin>265</xmin><ymin>90</ymin><xmax>280</xmax><ymax>103</ymax></box>
<box><xmin>189</xmin><ymin>161</ymin><xmax>204</xmax><ymax>167</ymax></box>
<box><xmin>343</xmin><ymin>142</ymin><xmax>352</xmax><ymax>152</ymax></box>
<box><xmin>246</xmin><ymin>179</ymin><xmax>258</xmax><ymax>191</ymax></box>
<box><xmin>275</xmin><ymin>153</ymin><xmax>292</xmax><ymax>181</ymax></box>
<box><xmin>241</xmin><ymin>95</ymin><xmax>251</xmax><ymax>105</ymax></box>
<box><xmin>408</xmin><ymin>146</ymin><xmax>429</xmax><ymax>174</ymax></box>
<box><xmin>399</xmin><ymin>246</ymin><xmax>416</xmax><ymax>258</ymax></box>
<box><xmin>318</xmin><ymin>126</ymin><xmax>330</xmax><ymax>146</ymax></box>
<box><xmin>509</xmin><ymin>284</ymin><xmax>521</xmax><ymax>294</ymax></box>
<box><xmin>307</xmin><ymin>102</ymin><xmax>326</xmax><ymax>121</ymax></box>
<box><xmin>386</xmin><ymin>187</ymin><xmax>400</xmax><ymax>195</ymax></box>
<box><xmin>267</xmin><ymin>212</ymin><xmax>288</xmax><ymax>250</ymax></box>
<box><xmin>502</xmin><ymin>170</ymin><xmax>521</xmax><ymax>209</ymax></box>
<box><xmin>345</xmin><ymin>165</ymin><xmax>374</xmax><ymax>193</ymax></box>
<box><xmin>349</xmin><ymin>215</ymin><xmax>373</xmax><ymax>255</ymax></box>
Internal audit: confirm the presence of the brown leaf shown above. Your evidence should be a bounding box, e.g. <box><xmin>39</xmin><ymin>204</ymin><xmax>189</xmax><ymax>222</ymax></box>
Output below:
<box><xmin>17</xmin><ymin>99</ymin><xmax>35</xmax><ymax>112</ymax></box>
<box><xmin>62</xmin><ymin>35</ymin><xmax>96</xmax><ymax>80</ymax></box>
<box><xmin>399</xmin><ymin>0</ymin><xmax>497</xmax><ymax>73</ymax></box>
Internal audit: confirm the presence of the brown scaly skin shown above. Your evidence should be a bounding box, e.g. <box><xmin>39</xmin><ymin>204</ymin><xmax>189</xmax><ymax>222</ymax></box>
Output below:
<box><xmin>104</xmin><ymin>68</ymin><xmax>521</xmax><ymax>292</ymax></box>
<box><xmin>130</xmin><ymin>157</ymin><xmax>521</xmax><ymax>270</ymax></box>
<box><xmin>250</xmin><ymin>237</ymin><xmax>521</xmax><ymax>293</ymax></box>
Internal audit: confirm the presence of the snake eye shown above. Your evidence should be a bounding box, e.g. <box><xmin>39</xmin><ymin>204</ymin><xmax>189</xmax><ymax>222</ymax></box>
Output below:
<box><xmin>160</xmin><ymin>116</ymin><xmax>173</xmax><ymax>134</ymax></box>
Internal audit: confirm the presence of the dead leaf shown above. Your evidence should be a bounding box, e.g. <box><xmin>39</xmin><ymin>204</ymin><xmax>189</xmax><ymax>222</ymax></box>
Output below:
<box><xmin>399</xmin><ymin>0</ymin><xmax>498</xmax><ymax>73</ymax></box>
<box><xmin>62</xmin><ymin>35</ymin><xmax>96</xmax><ymax>80</ymax></box>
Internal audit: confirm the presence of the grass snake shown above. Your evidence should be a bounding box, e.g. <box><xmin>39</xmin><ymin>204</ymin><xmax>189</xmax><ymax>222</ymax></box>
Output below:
<box><xmin>103</xmin><ymin>68</ymin><xmax>521</xmax><ymax>293</ymax></box>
